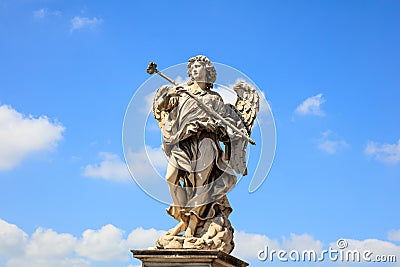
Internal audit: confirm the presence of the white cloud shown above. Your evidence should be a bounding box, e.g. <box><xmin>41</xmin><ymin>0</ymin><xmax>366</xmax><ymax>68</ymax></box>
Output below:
<box><xmin>26</xmin><ymin>228</ymin><xmax>77</xmax><ymax>259</ymax></box>
<box><xmin>83</xmin><ymin>147</ymin><xmax>168</xmax><ymax>184</ymax></box>
<box><xmin>6</xmin><ymin>257</ymin><xmax>92</xmax><ymax>267</ymax></box>
<box><xmin>76</xmin><ymin>224</ymin><xmax>128</xmax><ymax>262</ymax></box>
<box><xmin>0</xmin><ymin>219</ymin><xmax>28</xmax><ymax>257</ymax></box>
<box><xmin>83</xmin><ymin>152</ymin><xmax>131</xmax><ymax>182</ymax></box>
<box><xmin>0</xmin><ymin>105</ymin><xmax>65</xmax><ymax>170</ymax></box>
<box><xmin>329</xmin><ymin>238</ymin><xmax>400</xmax><ymax>263</ymax></box>
<box><xmin>70</xmin><ymin>16</ymin><xmax>103</xmax><ymax>32</ymax></box>
<box><xmin>235</xmin><ymin>232</ymin><xmax>400</xmax><ymax>264</ymax></box>
<box><xmin>365</xmin><ymin>139</ymin><xmax>400</xmax><ymax>164</ymax></box>
<box><xmin>233</xmin><ymin>231</ymin><xmax>280</xmax><ymax>259</ymax></box>
<box><xmin>295</xmin><ymin>93</ymin><xmax>326</xmax><ymax>116</ymax></box>
<box><xmin>0</xmin><ymin>218</ymin><xmax>164</xmax><ymax>267</ymax></box>
<box><xmin>233</xmin><ymin>232</ymin><xmax>323</xmax><ymax>260</ymax></box>
<box><xmin>2</xmin><ymin>218</ymin><xmax>400</xmax><ymax>266</ymax></box>
<box><xmin>0</xmin><ymin>219</ymin><xmax>90</xmax><ymax>267</ymax></box>
<box><xmin>33</xmin><ymin>8</ymin><xmax>60</xmax><ymax>19</ymax></box>
<box><xmin>127</xmin><ymin>227</ymin><xmax>166</xmax><ymax>249</ymax></box>
<box><xmin>282</xmin><ymin>233</ymin><xmax>323</xmax><ymax>252</ymax></box>
<box><xmin>388</xmin><ymin>230</ymin><xmax>400</xmax><ymax>242</ymax></box>
<box><xmin>318</xmin><ymin>130</ymin><xmax>348</xmax><ymax>154</ymax></box>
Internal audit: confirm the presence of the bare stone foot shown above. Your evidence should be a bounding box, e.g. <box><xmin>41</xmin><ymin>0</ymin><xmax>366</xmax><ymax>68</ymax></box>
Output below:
<box><xmin>183</xmin><ymin>227</ymin><xmax>193</xmax><ymax>238</ymax></box>
<box><xmin>183</xmin><ymin>215</ymin><xmax>198</xmax><ymax>238</ymax></box>
<box><xmin>166</xmin><ymin>221</ymin><xmax>186</xmax><ymax>236</ymax></box>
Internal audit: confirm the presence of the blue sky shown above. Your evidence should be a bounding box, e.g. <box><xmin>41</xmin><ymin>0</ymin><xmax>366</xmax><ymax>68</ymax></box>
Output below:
<box><xmin>0</xmin><ymin>1</ymin><xmax>399</xmax><ymax>267</ymax></box>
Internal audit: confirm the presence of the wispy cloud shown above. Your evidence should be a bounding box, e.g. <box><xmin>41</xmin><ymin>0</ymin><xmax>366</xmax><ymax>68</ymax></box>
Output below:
<box><xmin>83</xmin><ymin>152</ymin><xmax>131</xmax><ymax>182</ymax></box>
<box><xmin>33</xmin><ymin>8</ymin><xmax>46</xmax><ymax>19</ymax></box>
<box><xmin>33</xmin><ymin>8</ymin><xmax>61</xmax><ymax>19</ymax></box>
<box><xmin>0</xmin><ymin>105</ymin><xmax>65</xmax><ymax>170</ymax></box>
<box><xmin>365</xmin><ymin>139</ymin><xmax>400</xmax><ymax>164</ymax></box>
<box><xmin>295</xmin><ymin>93</ymin><xmax>326</xmax><ymax>116</ymax></box>
<box><xmin>70</xmin><ymin>16</ymin><xmax>103</xmax><ymax>32</ymax></box>
<box><xmin>318</xmin><ymin>130</ymin><xmax>348</xmax><ymax>154</ymax></box>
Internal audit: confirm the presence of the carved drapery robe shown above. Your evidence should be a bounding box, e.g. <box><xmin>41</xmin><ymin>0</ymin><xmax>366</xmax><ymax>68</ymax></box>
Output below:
<box><xmin>155</xmin><ymin>84</ymin><xmax>247</xmax><ymax>224</ymax></box>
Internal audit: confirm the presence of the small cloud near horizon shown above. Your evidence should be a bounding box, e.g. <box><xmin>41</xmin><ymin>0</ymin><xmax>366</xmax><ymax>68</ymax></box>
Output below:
<box><xmin>295</xmin><ymin>93</ymin><xmax>326</xmax><ymax>116</ymax></box>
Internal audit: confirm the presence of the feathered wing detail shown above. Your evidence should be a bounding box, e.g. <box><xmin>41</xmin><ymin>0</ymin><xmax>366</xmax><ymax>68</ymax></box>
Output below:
<box><xmin>231</xmin><ymin>81</ymin><xmax>259</xmax><ymax>134</ymax></box>
<box><xmin>224</xmin><ymin>81</ymin><xmax>260</xmax><ymax>175</ymax></box>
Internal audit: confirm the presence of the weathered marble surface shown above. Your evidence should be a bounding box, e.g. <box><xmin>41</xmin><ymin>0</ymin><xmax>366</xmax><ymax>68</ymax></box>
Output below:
<box><xmin>132</xmin><ymin>249</ymin><xmax>248</xmax><ymax>267</ymax></box>
<box><xmin>156</xmin><ymin>214</ymin><xmax>234</xmax><ymax>253</ymax></box>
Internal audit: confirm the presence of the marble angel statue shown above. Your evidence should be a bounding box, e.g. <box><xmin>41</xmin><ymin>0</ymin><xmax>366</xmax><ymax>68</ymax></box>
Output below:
<box><xmin>148</xmin><ymin>55</ymin><xmax>259</xmax><ymax>253</ymax></box>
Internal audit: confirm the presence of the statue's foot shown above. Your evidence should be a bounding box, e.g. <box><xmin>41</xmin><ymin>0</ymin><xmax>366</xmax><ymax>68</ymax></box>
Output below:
<box><xmin>183</xmin><ymin>227</ymin><xmax>194</xmax><ymax>238</ymax></box>
<box><xmin>166</xmin><ymin>221</ymin><xmax>186</xmax><ymax>236</ymax></box>
<box><xmin>183</xmin><ymin>214</ymin><xmax>198</xmax><ymax>238</ymax></box>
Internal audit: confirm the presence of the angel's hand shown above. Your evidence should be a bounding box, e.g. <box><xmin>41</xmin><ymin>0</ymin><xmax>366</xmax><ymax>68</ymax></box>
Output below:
<box><xmin>167</xmin><ymin>86</ymin><xmax>185</xmax><ymax>97</ymax></box>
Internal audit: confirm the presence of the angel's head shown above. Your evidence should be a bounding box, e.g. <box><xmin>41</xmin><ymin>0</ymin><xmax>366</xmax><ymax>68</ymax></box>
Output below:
<box><xmin>187</xmin><ymin>55</ymin><xmax>216</xmax><ymax>89</ymax></box>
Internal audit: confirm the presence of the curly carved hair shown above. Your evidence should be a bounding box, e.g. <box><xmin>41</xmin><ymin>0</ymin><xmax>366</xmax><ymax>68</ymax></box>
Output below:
<box><xmin>187</xmin><ymin>55</ymin><xmax>216</xmax><ymax>89</ymax></box>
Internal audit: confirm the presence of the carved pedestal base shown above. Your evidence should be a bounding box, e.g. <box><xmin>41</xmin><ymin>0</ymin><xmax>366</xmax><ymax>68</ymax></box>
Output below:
<box><xmin>131</xmin><ymin>249</ymin><xmax>248</xmax><ymax>267</ymax></box>
<box><xmin>156</xmin><ymin>216</ymin><xmax>234</xmax><ymax>254</ymax></box>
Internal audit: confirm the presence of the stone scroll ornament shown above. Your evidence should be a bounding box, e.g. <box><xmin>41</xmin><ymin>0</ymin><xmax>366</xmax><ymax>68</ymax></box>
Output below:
<box><xmin>148</xmin><ymin>55</ymin><xmax>259</xmax><ymax>254</ymax></box>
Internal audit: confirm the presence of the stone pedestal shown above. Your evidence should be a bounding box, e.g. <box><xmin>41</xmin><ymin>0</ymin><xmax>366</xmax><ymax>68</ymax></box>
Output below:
<box><xmin>131</xmin><ymin>249</ymin><xmax>248</xmax><ymax>267</ymax></box>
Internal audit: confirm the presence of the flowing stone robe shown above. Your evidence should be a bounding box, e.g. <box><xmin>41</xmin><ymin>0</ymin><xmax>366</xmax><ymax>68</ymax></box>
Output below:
<box><xmin>154</xmin><ymin>83</ymin><xmax>247</xmax><ymax>226</ymax></box>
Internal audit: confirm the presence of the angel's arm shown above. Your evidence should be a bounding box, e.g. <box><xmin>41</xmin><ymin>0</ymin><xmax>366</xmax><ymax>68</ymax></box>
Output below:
<box><xmin>155</xmin><ymin>89</ymin><xmax>178</xmax><ymax>112</ymax></box>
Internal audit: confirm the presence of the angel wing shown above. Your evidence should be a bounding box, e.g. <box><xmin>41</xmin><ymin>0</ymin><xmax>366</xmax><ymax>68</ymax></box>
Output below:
<box><xmin>228</xmin><ymin>81</ymin><xmax>260</xmax><ymax>135</ymax></box>
<box><xmin>224</xmin><ymin>81</ymin><xmax>260</xmax><ymax>175</ymax></box>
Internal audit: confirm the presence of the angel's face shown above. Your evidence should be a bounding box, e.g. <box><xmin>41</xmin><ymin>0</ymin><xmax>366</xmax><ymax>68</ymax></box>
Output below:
<box><xmin>191</xmin><ymin>61</ymin><xmax>207</xmax><ymax>83</ymax></box>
